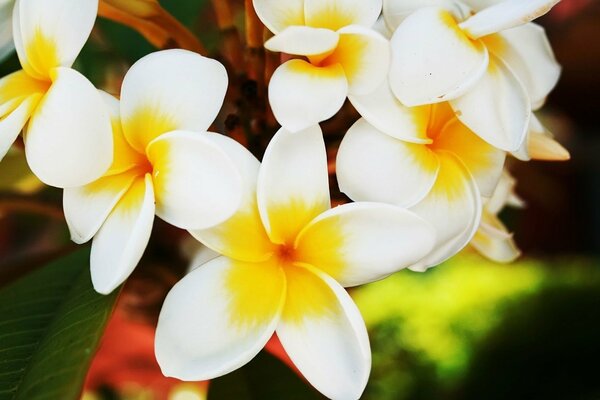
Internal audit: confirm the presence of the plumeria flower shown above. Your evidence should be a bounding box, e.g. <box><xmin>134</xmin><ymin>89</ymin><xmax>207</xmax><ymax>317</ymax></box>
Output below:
<box><xmin>513</xmin><ymin>113</ymin><xmax>570</xmax><ymax>162</ymax></box>
<box><xmin>383</xmin><ymin>0</ymin><xmax>562</xmax><ymax>152</ymax></box>
<box><xmin>337</xmin><ymin>101</ymin><xmax>506</xmax><ymax>271</ymax></box>
<box><xmin>253</xmin><ymin>0</ymin><xmax>390</xmax><ymax>132</ymax></box>
<box><xmin>63</xmin><ymin>50</ymin><xmax>245</xmax><ymax>295</ymax></box>
<box><xmin>155</xmin><ymin>125</ymin><xmax>436</xmax><ymax>399</ymax></box>
<box><xmin>0</xmin><ymin>0</ymin><xmax>113</xmax><ymax>187</ymax></box>
<box><xmin>0</xmin><ymin>0</ymin><xmax>14</xmax><ymax>62</ymax></box>
<box><xmin>471</xmin><ymin>170</ymin><xmax>523</xmax><ymax>263</ymax></box>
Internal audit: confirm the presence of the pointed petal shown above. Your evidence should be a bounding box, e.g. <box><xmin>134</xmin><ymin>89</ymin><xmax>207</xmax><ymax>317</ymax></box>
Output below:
<box><xmin>460</xmin><ymin>0</ymin><xmax>560</xmax><ymax>39</ymax></box>
<box><xmin>471</xmin><ymin>212</ymin><xmax>520</xmax><ymax>263</ymax></box>
<box><xmin>485</xmin><ymin>170</ymin><xmax>517</xmax><ymax>215</ymax></box>
<box><xmin>528</xmin><ymin>130</ymin><xmax>569</xmax><ymax>161</ymax></box>
<box><xmin>337</xmin><ymin>118</ymin><xmax>439</xmax><ymax>208</ymax></box>
<box><xmin>0</xmin><ymin>94</ymin><xmax>39</xmax><ymax>162</ymax></box>
<box><xmin>156</xmin><ymin>256</ymin><xmax>286</xmax><ymax>380</ymax></box>
<box><xmin>120</xmin><ymin>49</ymin><xmax>228</xmax><ymax>153</ymax></box>
<box><xmin>14</xmin><ymin>0</ymin><xmax>97</xmax><ymax>80</ymax></box>
<box><xmin>25</xmin><ymin>67</ymin><xmax>113</xmax><ymax>188</ymax></box>
<box><xmin>90</xmin><ymin>174</ymin><xmax>155</xmax><ymax>294</ymax></box>
<box><xmin>450</xmin><ymin>55</ymin><xmax>530</xmax><ymax>152</ymax></box>
<box><xmin>265</xmin><ymin>26</ymin><xmax>339</xmax><ymax>56</ymax></box>
<box><xmin>322</xmin><ymin>25</ymin><xmax>390</xmax><ymax>96</ymax></box>
<box><xmin>383</xmin><ymin>0</ymin><xmax>468</xmax><ymax>30</ymax></box>
<box><xmin>268</xmin><ymin>59</ymin><xmax>348</xmax><ymax>132</ymax></box>
<box><xmin>146</xmin><ymin>130</ymin><xmax>242</xmax><ymax>230</ymax></box>
<box><xmin>389</xmin><ymin>7</ymin><xmax>489</xmax><ymax>106</ymax></box>
<box><xmin>277</xmin><ymin>264</ymin><xmax>370</xmax><ymax>400</ymax></box>
<box><xmin>348</xmin><ymin>80</ymin><xmax>431</xmax><ymax>144</ymax></box>
<box><xmin>305</xmin><ymin>0</ymin><xmax>382</xmax><ymax>31</ymax></box>
<box><xmin>486</xmin><ymin>23</ymin><xmax>561</xmax><ymax>109</ymax></box>
<box><xmin>63</xmin><ymin>170</ymin><xmax>138</xmax><ymax>244</ymax></box>
<box><xmin>295</xmin><ymin>202</ymin><xmax>436</xmax><ymax>287</ymax></box>
<box><xmin>190</xmin><ymin>133</ymin><xmax>276</xmax><ymax>263</ymax></box>
<box><xmin>434</xmin><ymin>117</ymin><xmax>506</xmax><ymax>197</ymax></box>
<box><xmin>252</xmin><ymin>0</ymin><xmax>305</xmax><ymax>34</ymax></box>
<box><xmin>409</xmin><ymin>152</ymin><xmax>482</xmax><ymax>271</ymax></box>
<box><xmin>258</xmin><ymin>126</ymin><xmax>330</xmax><ymax>244</ymax></box>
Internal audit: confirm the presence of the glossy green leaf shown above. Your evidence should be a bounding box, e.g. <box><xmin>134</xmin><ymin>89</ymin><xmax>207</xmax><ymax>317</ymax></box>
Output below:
<box><xmin>0</xmin><ymin>248</ymin><xmax>119</xmax><ymax>400</ymax></box>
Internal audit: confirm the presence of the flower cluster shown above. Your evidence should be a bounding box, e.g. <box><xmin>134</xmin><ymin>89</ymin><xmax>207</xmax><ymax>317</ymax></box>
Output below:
<box><xmin>0</xmin><ymin>0</ymin><xmax>567</xmax><ymax>399</ymax></box>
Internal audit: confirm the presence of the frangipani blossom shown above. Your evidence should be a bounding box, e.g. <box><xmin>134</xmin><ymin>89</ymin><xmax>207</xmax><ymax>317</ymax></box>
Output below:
<box><xmin>155</xmin><ymin>126</ymin><xmax>436</xmax><ymax>399</ymax></box>
<box><xmin>0</xmin><ymin>0</ymin><xmax>14</xmax><ymax>62</ymax></box>
<box><xmin>254</xmin><ymin>0</ymin><xmax>390</xmax><ymax>132</ymax></box>
<box><xmin>513</xmin><ymin>113</ymin><xmax>570</xmax><ymax>162</ymax></box>
<box><xmin>337</xmin><ymin>101</ymin><xmax>506</xmax><ymax>271</ymax></box>
<box><xmin>384</xmin><ymin>0</ymin><xmax>562</xmax><ymax>151</ymax></box>
<box><xmin>0</xmin><ymin>0</ymin><xmax>113</xmax><ymax>187</ymax></box>
<box><xmin>471</xmin><ymin>170</ymin><xmax>523</xmax><ymax>263</ymax></box>
<box><xmin>63</xmin><ymin>50</ymin><xmax>245</xmax><ymax>295</ymax></box>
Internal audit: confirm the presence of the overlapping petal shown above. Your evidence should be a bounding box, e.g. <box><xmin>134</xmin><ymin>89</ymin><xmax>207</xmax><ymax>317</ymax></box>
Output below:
<box><xmin>264</xmin><ymin>26</ymin><xmax>339</xmax><ymax>56</ymax></box>
<box><xmin>389</xmin><ymin>7</ymin><xmax>489</xmax><ymax>106</ymax></box>
<box><xmin>252</xmin><ymin>0</ymin><xmax>305</xmax><ymax>34</ymax></box>
<box><xmin>24</xmin><ymin>67</ymin><xmax>113</xmax><ymax>188</ymax></box>
<box><xmin>471</xmin><ymin>212</ymin><xmax>520</xmax><ymax>263</ymax></box>
<box><xmin>268</xmin><ymin>59</ymin><xmax>347</xmax><ymax>132</ymax></box>
<box><xmin>90</xmin><ymin>174</ymin><xmax>155</xmax><ymax>294</ymax></box>
<box><xmin>156</xmin><ymin>256</ymin><xmax>286</xmax><ymax>380</ymax></box>
<box><xmin>120</xmin><ymin>49</ymin><xmax>228</xmax><ymax>153</ymax></box>
<box><xmin>295</xmin><ymin>202</ymin><xmax>436</xmax><ymax>287</ymax></box>
<box><xmin>383</xmin><ymin>0</ymin><xmax>467</xmax><ymax>30</ymax></box>
<box><xmin>0</xmin><ymin>94</ymin><xmax>39</xmax><ymax>162</ymax></box>
<box><xmin>277</xmin><ymin>264</ymin><xmax>370</xmax><ymax>400</ymax></box>
<box><xmin>146</xmin><ymin>130</ymin><xmax>242</xmax><ymax>230</ymax></box>
<box><xmin>257</xmin><ymin>125</ymin><xmax>330</xmax><ymax>244</ymax></box>
<box><xmin>304</xmin><ymin>0</ymin><xmax>382</xmax><ymax>31</ymax></box>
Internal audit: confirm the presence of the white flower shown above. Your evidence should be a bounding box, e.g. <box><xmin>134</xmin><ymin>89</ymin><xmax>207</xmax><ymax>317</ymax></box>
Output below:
<box><xmin>155</xmin><ymin>125</ymin><xmax>436</xmax><ymax>399</ymax></box>
<box><xmin>63</xmin><ymin>50</ymin><xmax>246</xmax><ymax>295</ymax></box>
<box><xmin>0</xmin><ymin>0</ymin><xmax>113</xmax><ymax>187</ymax></box>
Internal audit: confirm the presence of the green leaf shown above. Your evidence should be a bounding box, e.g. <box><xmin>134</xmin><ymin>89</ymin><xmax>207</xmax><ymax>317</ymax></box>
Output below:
<box><xmin>0</xmin><ymin>248</ymin><xmax>119</xmax><ymax>400</ymax></box>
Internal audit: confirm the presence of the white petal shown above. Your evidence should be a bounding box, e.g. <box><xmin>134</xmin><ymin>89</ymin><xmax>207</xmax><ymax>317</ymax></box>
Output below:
<box><xmin>120</xmin><ymin>49</ymin><xmax>228</xmax><ymax>153</ymax></box>
<box><xmin>383</xmin><ymin>0</ymin><xmax>468</xmax><ymax>30</ymax></box>
<box><xmin>146</xmin><ymin>131</ymin><xmax>243</xmax><ymax>230</ymax></box>
<box><xmin>490</xmin><ymin>23</ymin><xmax>561</xmax><ymax>109</ymax></box>
<box><xmin>409</xmin><ymin>152</ymin><xmax>482</xmax><ymax>271</ymax></box>
<box><xmin>450</xmin><ymin>55</ymin><xmax>530</xmax><ymax>152</ymax></box>
<box><xmin>514</xmin><ymin>114</ymin><xmax>569</xmax><ymax>162</ymax></box>
<box><xmin>471</xmin><ymin>212</ymin><xmax>520</xmax><ymax>263</ymax></box>
<box><xmin>0</xmin><ymin>0</ymin><xmax>14</xmax><ymax>62</ymax></box>
<box><xmin>295</xmin><ymin>202</ymin><xmax>436</xmax><ymax>287</ymax></box>
<box><xmin>372</xmin><ymin>15</ymin><xmax>392</xmax><ymax>39</ymax></box>
<box><xmin>389</xmin><ymin>7</ymin><xmax>489</xmax><ymax>106</ymax></box>
<box><xmin>268</xmin><ymin>59</ymin><xmax>348</xmax><ymax>132</ymax></box>
<box><xmin>0</xmin><ymin>94</ymin><xmax>38</xmax><ymax>162</ymax></box>
<box><xmin>156</xmin><ymin>256</ymin><xmax>286</xmax><ymax>380</ymax></box>
<box><xmin>14</xmin><ymin>0</ymin><xmax>97</xmax><ymax>80</ymax></box>
<box><xmin>348</xmin><ymin>80</ymin><xmax>431</xmax><ymax>144</ymax></box>
<box><xmin>277</xmin><ymin>265</ymin><xmax>370</xmax><ymax>400</ymax></box>
<box><xmin>485</xmin><ymin>170</ymin><xmax>517</xmax><ymax>215</ymax></box>
<box><xmin>337</xmin><ymin>118</ymin><xmax>439</xmax><ymax>208</ymax></box>
<box><xmin>459</xmin><ymin>0</ymin><xmax>560</xmax><ymax>39</ymax></box>
<box><xmin>258</xmin><ymin>125</ymin><xmax>330</xmax><ymax>244</ymax></box>
<box><xmin>305</xmin><ymin>0</ymin><xmax>382</xmax><ymax>31</ymax></box>
<box><xmin>25</xmin><ymin>67</ymin><xmax>113</xmax><ymax>188</ymax></box>
<box><xmin>252</xmin><ymin>0</ymin><xmax>305</xmax><ymax>34</ymax></box>
<box><xmin>265</xmin><ymin>26</ymin><xmax>339</xmax><ymax>56</ymax></box>
<box><xmin>63</xmin><ymin>171</ymin><xmax>138</xmax><ymax>244</ymax></box>
<box><xmin>90</xmin><ymin>174</ymin><xmax>155</xmax><ymax>294</ymax></box>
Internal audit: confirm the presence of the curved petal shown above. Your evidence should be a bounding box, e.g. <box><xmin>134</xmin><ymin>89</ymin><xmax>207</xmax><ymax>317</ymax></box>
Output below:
<box><xmin>120</xmin><ymin>49</ymin><xmax>228</xmax><ymax>153</ymax></box>
<box><xmin>25</xmin><ymin>67</ymin><xmax>113</xmax><ymax>188</ymax></box>
<box><xmin>337</xmin><ymin>118</ymin><xmax>439</xmax><ymax>208</ymax></box>
<box><xmin>409</xmin><ymin>152</ymin><xmax>482</xmax><ymax>271</ymax></box>
<box><xmin>277</xmin><ymin>264</ymin><xmax>370</xmax><ymax>400</ymax></box>
<box><xmin>389</xmin><ymin>7</ymin><xmax>489</xmax><ymax>106</ymax></box>
<box><xmin>321</xmin><ymin>25</ymin><xmax>390</xmax><ymax>96</ymax></box>
<box><xmin>450</xmin><ymin>55</ymin><xmax>530</xmax><ymax>152</ymax></box>
<box><xmin>434</xmin><ymin>117</ymin><xmax>506</xmax><ymax>197</ymax></box>
<box><xmin>348</xmin><ymin>80</ymin><xmax>431</xmax><ymax>144</ymax></box>
<box><xmin>268</xmin><ymin>59</ymin><xmax>348</xmax><ymax>132</ymax></box>
<box><xmin>295</xmin><ymin>202</ymin><xmax>436</xmax><ymax>287</ymax></box>
<box><xmin>14</xmin><ymin>0</ymin><xmax>97</xmax><ymax>80</ymax></box>
<box><xmin>485</xmin><ymin>170</ymin><xmax>517</xmax><ymax>215</ymax></box>
<box><xmin>459</xmin><ymin>0</ymin><xmax>560</xmax><ymax>39</ymax></box>
<box><xmin>190</xmin><ymin>133</ymin><xmax>276</xmax><ymax>263</ymax></box>
<box><xmin>265</xmin><ymin>26</ymin><xmax>339</xmax><ymax>56</ymax></box>
<box><xmin>252</xmin><ymin>0</ymin><xmax>305</xmax><ymax>34</ymax></box>
<box><xmin>0</xmin><ymin>94</ymin><xmax>39</xmax><ymax>162</ymax></box>
<box><xmin>471</xmin><ymin>212</ymin><xmax>520</xmax><ymax>263</ymax></box>
<box><xmin>488</xmin><ymin>23</ymin><xmax>561</xmax><ymax>109</ymax></box>
<box><xmin>90</xmin><ymin>174</ymin><xmax>155</xmax><ymax>294</ymax></box>
<box><xmin>0</xmin><ymin>69</ymin><xmax>49</xmax><ymax>115</ymax></box>
<box><xmin>155</xmin><ymin>256</ymin><xmax>286</xmax><ymax>380</ymax></box>
<box><xmin>63</xmin><ymin>170</ymin><xmax>138</xmax><ymax>244</ymax></box>
<box><xmin>305</xmin><ymin>0</ymin><xmax>382</xmax><ymax>31</ymax></box>
<box><xmin>0</xmin><ymin>0</ymin><xmax>14</xmax><ymax>63</ymax></box>
<box><xmin>146</xmin><ymin>130</ymin><xmax>242</xmax><ymax>230</ymax></box>
<box><xmin>383</xmin><ymin>0</ymin><xmax>468</xmax><ymax>30</ymax></box>
<box><xmin>258</xmin><ymin>125</ymin><xmax>330</xmax><ymax>245</ymax></box>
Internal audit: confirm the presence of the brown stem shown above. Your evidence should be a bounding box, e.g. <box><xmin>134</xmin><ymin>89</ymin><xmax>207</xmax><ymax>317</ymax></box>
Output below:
<box><xmin>211</xmin><ymin>0</ymin><xmax>245</xmax><ymax>73</ymax></box>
